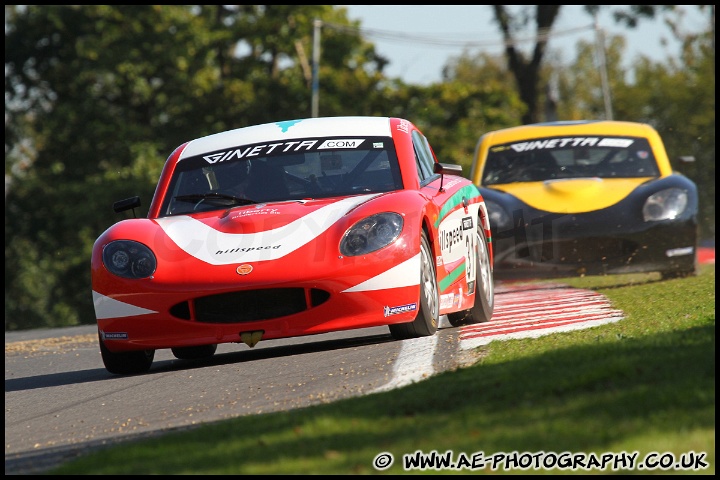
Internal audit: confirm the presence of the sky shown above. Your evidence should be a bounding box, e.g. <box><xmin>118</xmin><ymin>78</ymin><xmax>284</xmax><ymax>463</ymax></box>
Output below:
<box><xmin>342</xmin><ymin>5</ymin><xmax>711</xmax><ymax>85</ymax></box>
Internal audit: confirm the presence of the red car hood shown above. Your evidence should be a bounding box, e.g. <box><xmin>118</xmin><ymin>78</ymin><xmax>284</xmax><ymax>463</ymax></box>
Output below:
<box><xmin>154</xmin><ymin>194</ymin><xmax>380</xmax><ymax>265</ymax></box>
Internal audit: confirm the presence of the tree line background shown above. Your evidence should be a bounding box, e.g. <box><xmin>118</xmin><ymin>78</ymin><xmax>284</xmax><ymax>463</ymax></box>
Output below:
<box><xmin>4</xmin><ymin>5</ymin><xmax>715</xmax><ymax>331</ymax></box>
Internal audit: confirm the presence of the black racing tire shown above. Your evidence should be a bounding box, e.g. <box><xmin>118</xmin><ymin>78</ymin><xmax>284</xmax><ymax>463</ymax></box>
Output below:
<box><xmin>171</xmin><ymin>344</ymin><xmax>218</xmax><ymax>360</ymax></box>
<box><xmin>389</xmin><ymin>231</ymin><xmax>440</xmax><ymax>340</ymax></box>
<box><xmin>447</xmin><ymin>223</ymin><xmax>494</xmax><ymax>327</ymax></box>
<box><xmin>99</xmin><ymin>332</ymin><xmax>155</xmax><ymax>375</ymax></box>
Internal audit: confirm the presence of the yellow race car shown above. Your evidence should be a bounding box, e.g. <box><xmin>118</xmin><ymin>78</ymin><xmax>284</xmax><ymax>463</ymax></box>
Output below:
<box><xmin>470</xmin><ymin>120</ymin><xmax>698</xmax><ymax>279</ymax></box>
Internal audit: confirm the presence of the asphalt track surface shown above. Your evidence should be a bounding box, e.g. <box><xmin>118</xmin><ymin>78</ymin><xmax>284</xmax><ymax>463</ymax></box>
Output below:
<box><xmin>5</xmin><ymin>248</ymin><xmax>714</xmax><ymax>474</ymax></box>
<box><xmin>5</xmin><ymin>281</ymin><xmax>626</xmax><ymax>475</ymax></box>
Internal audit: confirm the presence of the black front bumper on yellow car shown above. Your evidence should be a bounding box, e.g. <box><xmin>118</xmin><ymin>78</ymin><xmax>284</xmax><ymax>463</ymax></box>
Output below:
<box><xmin>482</xmin><ymin>183</ymin><xmax>698</xmax><ymax>279</ymax></box>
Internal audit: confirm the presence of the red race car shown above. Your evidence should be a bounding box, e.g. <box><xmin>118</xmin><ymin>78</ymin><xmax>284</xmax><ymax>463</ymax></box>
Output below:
<box><xmin>92</xmin><ymin>116</ymin><xmax>494</xmax><ymax>374</ymax></box>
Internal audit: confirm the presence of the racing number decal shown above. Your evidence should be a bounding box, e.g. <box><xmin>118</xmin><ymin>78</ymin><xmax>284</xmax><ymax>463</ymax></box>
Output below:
<box><xmin>461</xmin><ymin>216</ymin><xmax>477</xmax><ymax>289</ymax></box>
<box><xmin>438</xmin><ymin>206</ymin><xmax>479</xmax><ymax>293</ymax></box>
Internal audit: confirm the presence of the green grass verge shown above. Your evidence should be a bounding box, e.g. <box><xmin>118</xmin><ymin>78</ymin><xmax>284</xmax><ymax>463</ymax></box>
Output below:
<box><xmin>51</xmin><ymin>265</ymin><xmax>715</xmax><ymax>474</ymax></box>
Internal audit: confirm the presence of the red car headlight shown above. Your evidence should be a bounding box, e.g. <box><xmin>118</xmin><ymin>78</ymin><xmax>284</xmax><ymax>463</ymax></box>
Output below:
<box><xmin>102</xmin><ymin>240</ymin><xmax>157</xmax><ymax>279</ymax></box>
<box><xmin>340</xmin><ymin>212</ymin><xmax>403</xmax><ymax>256</ymax></box>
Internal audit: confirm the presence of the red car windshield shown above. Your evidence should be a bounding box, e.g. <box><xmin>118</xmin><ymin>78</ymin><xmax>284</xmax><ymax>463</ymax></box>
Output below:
<box><xmin>160</xmin><ymin>137</ymin><xmax>403</xmax><ymax>216</ymax></box>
